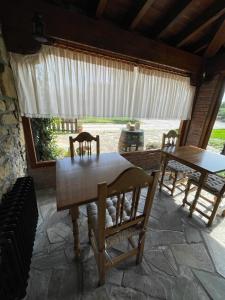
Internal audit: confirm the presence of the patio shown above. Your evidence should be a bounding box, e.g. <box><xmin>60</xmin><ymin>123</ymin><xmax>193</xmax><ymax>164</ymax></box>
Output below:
<box><xmin>1</xmin><ymin>1</ymin><xmax>225</xmax><ymax>299</ymax></box>
<box><xmin>24</xmin><ymin>186</ymin><xmax>225</xmax><ymax>300</ymax></box>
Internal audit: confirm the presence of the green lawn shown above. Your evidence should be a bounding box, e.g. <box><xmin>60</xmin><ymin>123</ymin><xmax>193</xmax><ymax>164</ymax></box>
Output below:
<box><xmin>210</xmin><ymin>129</ymin><xmax>225</xmax><ymax>139</ymax></box>
<box><xmin>79</xmin><ymin>117</ymin><xmax>139</xmax><ymax>124</ymax></box>
<box><xmin>208</xmin><ymin>129</ymin><xmax>225</xmax><ymax>151</ymax></box>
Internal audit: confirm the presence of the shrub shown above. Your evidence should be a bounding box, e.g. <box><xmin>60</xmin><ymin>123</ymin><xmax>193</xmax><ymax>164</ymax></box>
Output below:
<box><xmin>31</xmin><ymin>118</ymin><xmax>62</xmax><ymax>161</ymax></box>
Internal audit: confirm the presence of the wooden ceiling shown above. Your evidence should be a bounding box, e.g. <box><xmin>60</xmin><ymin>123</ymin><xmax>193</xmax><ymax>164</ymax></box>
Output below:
<box><xmin>1</xmin><ymin>0</ymin><xmax>225</xmax><ymax>80</ymax></box>
<box><xmin>46</xmin><ymin>0</ymin><xmax>225</xmax><ymax>58</ymax></box>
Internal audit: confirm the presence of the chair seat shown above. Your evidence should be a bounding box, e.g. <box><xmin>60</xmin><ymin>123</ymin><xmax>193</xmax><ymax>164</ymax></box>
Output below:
<box><xmin>189</xmin><ymin>172</ymin><xmax>225</xmax><ymax>194</ymax></box>
<box><xmin>167</xmin><ymin>160</ymin><xmax>194</xmax><ymax>174</ymax></box>
<box><xmin>87</xmin><ymin>198</ymin><xmax>141</xmax><ymax>248</ymax></box>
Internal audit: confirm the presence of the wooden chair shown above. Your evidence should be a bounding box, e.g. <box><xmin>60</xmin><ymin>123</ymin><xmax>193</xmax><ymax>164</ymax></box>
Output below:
<box><xmin>69</xmin><ymin>132</ymin><xmax>100</xmax><ymax>157</ymax></box>
<box><xmin>87</xmin><ymin>167</ymin><xmax>158</xmax><ymax>285</ymax></box>
<box><xmin>183</xmin><ymin>172</ymin><xmax>225</xmax><ymax>226</ymax></box>
<box><xmin>159</xmin><ymin>130</ymin><xmax>193</xmax><ymax>196</ymax></box>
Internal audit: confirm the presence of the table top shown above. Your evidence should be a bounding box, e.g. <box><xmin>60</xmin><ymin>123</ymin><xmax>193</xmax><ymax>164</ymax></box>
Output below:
<box><xmin>162</xmin><ymin>145</ymin><xmax>225</xmax><ymax>174</ymax></box>
<box><xmin>56</xmin><ymin>152</ymin><xmax>133</xmax><ymax>211</ymax></box>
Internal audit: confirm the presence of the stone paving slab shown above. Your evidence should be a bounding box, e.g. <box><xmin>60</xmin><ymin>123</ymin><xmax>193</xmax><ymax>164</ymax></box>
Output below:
<box><xmin>146</xmin><ymin>229</ymin><xmax>186</xmax><ymax>248</ymax></box>
<box><xmin>202</xmin><ymin>231</ymin><xmax>225</xmax><ymax>278</ymax></box>
<box><xmin>25</xmin><ymin>269</ymin><xmax>52</xmax><ymax>300</ymax></box>
<box><xmin>144</xmin><ymin>249</ymin><xmax>177</xmax><ymax>277</ymax></box>
<box><xmin>171</xmin><ymin>243</ymin><xmax>215</xmax><ymax>272</ymax></box>
<box><xmin>47</xmin><ymin>222</ymin><xmax>73</xmax><ymax>244</ymax></box>
<box><xmin>24</xmin><ymin>188</ymin><xmax>225</xmax><ymax>299</ymax></box>
<box><xmin>193</xmin><ymin>269</ymin><xmax>225</xmax><ymax>300</ymax></box>
<box><xmin>184</xmin><ymin>226</ymin><xmax>202</xmax><ymax>244</ymax></box>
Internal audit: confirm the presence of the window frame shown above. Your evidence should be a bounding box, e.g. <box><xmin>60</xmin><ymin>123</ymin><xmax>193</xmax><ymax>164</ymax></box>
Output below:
<box><xmin>22</xmin><ymin>117</ymin><xmax>56</xmax><ymax>168</ymax></box>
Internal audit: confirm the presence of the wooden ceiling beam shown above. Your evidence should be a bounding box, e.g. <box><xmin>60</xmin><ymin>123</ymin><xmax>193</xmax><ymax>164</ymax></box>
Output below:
<box><xmin>96</xmin><ymin>0</ymin><xmax>108</xmax><ymax>18</ymax></box>
<box><xmin>204</xmin><ymin>19</ymin><xmax>225</xmax><ymax>58</ymax></box>
<box><xmin>176</xmin><ymin>2</ymin><xmax>225</xmax><ymax>48</ymax></box>
<box><xmin>157</xmin><ymin>0</ymin><xmax>191</xmax><ymax>39</ymax></box>
<box><xmin>189</xmin><ymin>30</ymin><xmax>217</xmax><ymax>54</ymax></box>
<box><xmin>1</xmin><ymin>0</ymin><xmax>203</xmax><ymax>77</ymax></box>
<box><xmin>194</xmin><ymin>44</ymin><xmax>207</xmax><ymax>54</ymax></box>
<box><xmin>130</xmin><ymin>0</ymin><xmax>155</xmax><ymax>30</ymax></box>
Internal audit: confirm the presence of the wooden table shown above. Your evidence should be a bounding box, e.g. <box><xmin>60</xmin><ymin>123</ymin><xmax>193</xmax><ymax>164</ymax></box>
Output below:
<box><xmin>161</xmin><ymin>145</ymin><xmax>225</xmax><ymax>217</ymax></box>
<box><xmin>56</xmin><ymin>152</ymin><xmax>133</xmax><ymax>256</ymax></box>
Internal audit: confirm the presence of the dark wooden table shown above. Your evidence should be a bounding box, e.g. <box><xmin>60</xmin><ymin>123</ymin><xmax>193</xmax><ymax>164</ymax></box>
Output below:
<box><xmin>56</xmin><ymin>152</ymin><xmax>133</xmax><ymax>256</ymax></box>
<box><xmin>161</xmin><ymin>145</ymin><xmax>225</xmax><ymax>217</ymax></box>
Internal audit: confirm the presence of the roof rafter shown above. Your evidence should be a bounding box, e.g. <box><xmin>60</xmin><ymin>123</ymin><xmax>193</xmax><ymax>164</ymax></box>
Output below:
<box><xmin>204</xmin><ymin>19</ymin><xmax>225</xmax><ymax>58</ymax></box>
<box><xmin>194</xmin><ymin>44</ymin><xmax>207</xmax><ymax>54</ymax></box>
<box><xmin>157</xmin><ymin>0</ymin><xmax>191</xmax><ymax>39</ymax></box>
<box><xmin>130</xmin><ymin>0</ymin><xmax>155</xmax><ymax>30</ymax></box>
<box><xmin>96</xmin><ymin>0</ymin><xmax>108</xmax><ymax>18</ymax></box>
<box><xmin>176</xmin><ymin>2</ymin><xmax>225</xmax><ymax>47</ymax></box>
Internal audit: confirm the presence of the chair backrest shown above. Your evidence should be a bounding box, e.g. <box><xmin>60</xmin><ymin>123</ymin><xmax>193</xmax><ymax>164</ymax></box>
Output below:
<box><xmin>162</xmin><ymin>130</ymin><xmax>179</xmax><ymax>149</ymax></box>
<box><xmin>97</xmin><ymin>167</ymin><xmax>158</xmax><ymax>248</ymax></box>
<box><xmin>69</xmin><ymin>132</ymin><xmax>100</xmax><ymax>157</ymax></box>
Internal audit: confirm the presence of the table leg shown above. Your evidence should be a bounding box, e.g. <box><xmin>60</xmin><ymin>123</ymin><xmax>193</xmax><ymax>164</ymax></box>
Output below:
<box><xmin>159</xmin><ymin>155</ymin><xmax>168</xmax><ymax>191</ymax></box>
<box><xmin>189</xmin><ymin>172</ymin><xmax>207</xmax><ymax>217</ymax></box>
<box><xmin>70</xmin><ymin>205</ymin><xmax>80</xmax><ymax>257</ymax></box>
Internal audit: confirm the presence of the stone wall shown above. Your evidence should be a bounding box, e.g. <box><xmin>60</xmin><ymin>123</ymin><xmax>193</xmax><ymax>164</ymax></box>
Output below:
<box><xmin>0</xmin><ymin>30</ymin><xmax>27</xmax><ymax>200</ymax></box>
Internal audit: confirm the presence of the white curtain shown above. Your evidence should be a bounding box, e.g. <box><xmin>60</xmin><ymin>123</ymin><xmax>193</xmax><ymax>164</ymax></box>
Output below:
<box><xmin>132</xmin><ymin>67</ymin><xmax>195</xmax><ymax>119</ymax></box>
<box><xmin>10</xmin><ymin>45</ymin><xmax>195</xmax><ymax>120</ymax></box>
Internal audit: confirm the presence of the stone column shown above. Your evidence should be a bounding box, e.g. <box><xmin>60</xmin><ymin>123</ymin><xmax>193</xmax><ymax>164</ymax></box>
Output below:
<box><xmin>0</xmin><ymin>27</ymin><xmax>27</xmax><ymax>200</ymax></box>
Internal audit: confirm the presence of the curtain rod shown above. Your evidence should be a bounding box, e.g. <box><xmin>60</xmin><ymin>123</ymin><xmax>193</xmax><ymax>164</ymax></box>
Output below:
<box><xmin>53</xmin><ymin>40</ymin><xmax>190</xmax><ymax>78</ymax></box>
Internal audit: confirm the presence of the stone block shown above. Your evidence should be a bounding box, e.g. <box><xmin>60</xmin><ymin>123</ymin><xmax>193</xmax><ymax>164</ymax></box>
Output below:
<box><xmin>0</xmin><ymin>65</ymin><xmax>17</xmax><ymax>98</ymax></box>
<box><xmin>0</xmin><ymin>127</ymin><xmax>8</xmax><ymax>139</ymax></box>
<box><xmin>18</xmin><ymin>123</ymin><xmax>26</xmax><ymax>145</ymax></box>
<box><xmin>0</xmin><ymin>163</ymin><xmax>11</xmax><ymax>181</ymax></box>
<box><xmin>0</xmin><ymin>36</ymin><xmax>8</xmax><ymax>64</ymax></box>
<box><xmin>0</xmin><ymin>99</ymin><xmax>6</xmax><ymax>112</ymax></box>
<box><xmin>5</xmin><ymin>98</ymin><xmax>15</xmax><ymax>111</ymax></box>
<box><xmin>1</xmin><ymin>113</ymin><xmax>18</xmax><ymax>125</ymax></box>
<box><xmin>0</xmin><ymin>135</ymin><xmax>15</xmax><ymax>154</ymax></box>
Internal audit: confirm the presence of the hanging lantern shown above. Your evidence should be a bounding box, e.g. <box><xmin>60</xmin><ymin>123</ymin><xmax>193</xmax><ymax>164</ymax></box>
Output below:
<box><xmin>32</xmin><ymin>12</ymin><xmax>48</xmax><ymax>43</ymax></box>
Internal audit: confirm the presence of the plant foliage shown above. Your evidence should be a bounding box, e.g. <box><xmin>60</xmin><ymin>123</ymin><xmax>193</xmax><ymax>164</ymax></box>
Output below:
<box><xmin>31</xmin><ymin>118</ymin><xmax>63</xmax><ymax>161</ymax></box>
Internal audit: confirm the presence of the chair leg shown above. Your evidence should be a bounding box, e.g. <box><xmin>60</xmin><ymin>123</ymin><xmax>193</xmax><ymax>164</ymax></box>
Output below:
<box><xmin>207</xmin><ymin>196</ymin><xmax>222</xmax><ymax>227</ymax></box>
<box><xmin>136</xmin><ymin>231</ymin><xmax>146</xmax><ymax>265</ymax></box>
<box><xmin>171</xmin><ymin>171</ymin><xmax>178</xmax><ymax>196</ymax></box>
<box><xmin>98</xmin><ymin>251</ymin><xmax>105</xmax><ymax>286</ymax></box>
<box><xmin>159</xmin><ymin>158</ymin><xmax>168</xmax><ymax>192</ymax></box>
<box><xmin>182</xmin><ymin>180</ymin><xmax>191</xmax><ymax>207</ymax></box>
<box><xmin>213</xmin><ymin>195</ymin><xmax>217</xmax><ymax>205</ymax></box>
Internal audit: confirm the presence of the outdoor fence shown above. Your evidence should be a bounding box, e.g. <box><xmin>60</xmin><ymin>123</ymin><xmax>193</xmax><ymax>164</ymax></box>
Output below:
<box><xmin>50</xmin><ymin>118</ymin><xmax>78</xmax><ymax>133</ymax></box>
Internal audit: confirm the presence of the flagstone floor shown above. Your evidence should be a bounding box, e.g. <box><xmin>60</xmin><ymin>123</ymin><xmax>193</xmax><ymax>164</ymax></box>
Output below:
<box><xmin>24</xmin><ymin>185</ymin><xmax>225</xmax><ymax>300</ymax></box>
